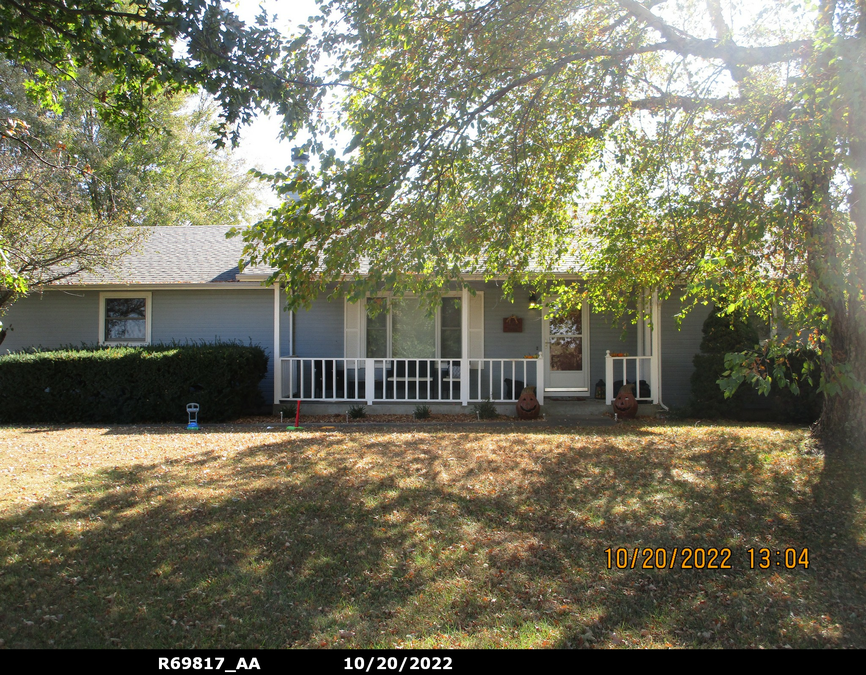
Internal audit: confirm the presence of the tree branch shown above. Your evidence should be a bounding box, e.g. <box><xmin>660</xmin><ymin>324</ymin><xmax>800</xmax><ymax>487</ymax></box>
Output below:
<box><xmin>616</xmin><ymin>0</ymin><xmax>811</xmax><ymax>66</ymax></box>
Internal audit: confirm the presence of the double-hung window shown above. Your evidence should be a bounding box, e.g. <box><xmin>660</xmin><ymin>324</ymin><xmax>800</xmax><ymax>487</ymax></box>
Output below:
<box><xmin>345</xmin><ymin>292</ymin><xmax>483</xmax><ymax>362</ymax></box>
<box><xmin>364</xmin><ymin>295</ymin><xmax>461</xmax><ymax>359</ymax></box>
<box><xmin>99</xmin><ymin>292</ymin><xmax>152</xmax><ymax>344</ymax></box>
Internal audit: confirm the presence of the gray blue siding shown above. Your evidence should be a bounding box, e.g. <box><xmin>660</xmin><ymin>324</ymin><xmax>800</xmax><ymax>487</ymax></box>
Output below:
<box><xmin>1</xmin><ymin>290</ymin><xmax>100</xmax><ymax>349</ymax></box>
<box><xmin>288</xmin><ymin>289</ymin><xmax>344</xmax><ymax>358</ymax></box>
<box><xmin>150</xmin><ymin>290</ymin><xmax>275</xmax><ymax>399</ymax></box>
<box><xmin>659</xmin><ymin>296</ymin><xmax>711</xmax><ymax>408</ymax></box>
<box><xmin>588</xmin><ymin>311</ymin><xmax>638</xmax><ymax>394</ymax></box>
<box><xmin>2</xmin><ymin>284</ymin><xmax>710</xmax><ymax>412</ymax></box>
<box><xmin>478</xmin><ymin>282</ymin><xmax>544</xmax><ymax>358</ymax></box>
<box><xmin>2</xmin><ymin>288</ymin><xmax>275</xmax><ymax>403</ymax></box>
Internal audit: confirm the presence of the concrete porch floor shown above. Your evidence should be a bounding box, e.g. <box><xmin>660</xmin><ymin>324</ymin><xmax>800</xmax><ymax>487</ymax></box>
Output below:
<box><xmin>541</xmin><ymin>399</ymin><xmax>660</xmax><ymax>421</ymax></box>
<box><xmin>280</xmin><ymin>398</ymin><xmax>661</xmax><ymax>422</ymax></box>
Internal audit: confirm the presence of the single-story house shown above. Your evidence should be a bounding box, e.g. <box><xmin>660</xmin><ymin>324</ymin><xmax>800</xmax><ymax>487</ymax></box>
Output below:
<box><xmin>1</xmin><ymin>225</ymin><xmax>711</xmax><ymax>415</ymax></box>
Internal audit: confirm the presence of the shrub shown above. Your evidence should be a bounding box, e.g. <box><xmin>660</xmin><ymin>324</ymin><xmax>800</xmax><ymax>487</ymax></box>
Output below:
<box><xmin>472</xmin><ymin>398</ymin><xmax>498</xmax><ymax>420</ymax></box>
<box><xmin>347</xmin><ymin>404</ymin><xmax>367</xmax><ymax>419</ymax></box>
<box><xmin>767</xmin><ymin>348</ymin><xmax>823</xmax><ymax>424</ymax></box>
<box><xmin>413</xmin><ymin>404</ymin><xmax>431</xmax><ymax>419</ymax></box>
<box><xmin>689</xmin><ymin>308</ymin><xmax>821</xmax><ymax>423</ymax></box>
<box><xmin>689</xmin><ymin>307</ymin><xmax>760</xmax><ymax>419</ymax></box>
<box><xmin>0</xmin><ymin>342</ymin><xmax>267</xmax><ymax>423</ymax></box>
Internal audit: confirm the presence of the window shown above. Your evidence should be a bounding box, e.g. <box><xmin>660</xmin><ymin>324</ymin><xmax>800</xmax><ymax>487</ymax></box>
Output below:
<box><xmin>99</xmin><ymin>292</ymin><xmax>152</xmax><ymax>344</ymax></box>
<box><xmin>365</xmin><ymin>297</ymin><xmax>389</xmax><ymax>358</ymax></box>
<box><xmin>345</xmin><ymin>292</ymin><xmax>483</xmax><ymax>361</ymax></box>
<box><xmin>364</xmin><ymin>295</ymin><xmax>461</xmax><ymax>359</ymax></box>
<box><xmin>440</xmin><ymin>297</ymin><xmax>461</xmax><ymax>358</ymax></box>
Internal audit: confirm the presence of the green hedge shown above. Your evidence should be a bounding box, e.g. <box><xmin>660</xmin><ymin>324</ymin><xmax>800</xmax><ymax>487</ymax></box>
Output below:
<box><xmin>0</xmin><ymin>342</ymin><xmax>268</xmax><ymax>423</ymax></box>
<box><xmin>689</xmin><ymin>308</ymin><xmax>821</xmax><ymax>424</ymax></box>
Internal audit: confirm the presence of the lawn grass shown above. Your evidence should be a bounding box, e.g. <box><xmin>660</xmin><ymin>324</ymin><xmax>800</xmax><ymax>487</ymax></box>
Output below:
<box><xmin>0</xmin><ymin>421</ymin><xmax>864</xmax><ymax>649</ymax></box>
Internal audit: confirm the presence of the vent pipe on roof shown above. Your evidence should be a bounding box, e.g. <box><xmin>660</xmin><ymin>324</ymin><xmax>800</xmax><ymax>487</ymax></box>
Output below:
<box><xmin>289</xmin><ymin>149</ymin><xmax>309</xmax><ymax>205</ymax></box>
<box><xmin>291</xmin><ymin>148</ymin><xmax>310</xmax><ymax>167</ymax></box>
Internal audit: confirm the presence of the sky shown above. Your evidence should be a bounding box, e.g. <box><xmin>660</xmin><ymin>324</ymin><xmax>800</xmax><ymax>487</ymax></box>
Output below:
<box><xmin>229</xmin><ymin>0</ymin><xmax>322</xmax><ymax>189</ymax></box>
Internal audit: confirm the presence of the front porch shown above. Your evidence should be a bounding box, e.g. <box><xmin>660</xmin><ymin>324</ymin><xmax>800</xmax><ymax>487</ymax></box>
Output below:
<box><xmin>276</xmin><ymin>350</ymin><xmax>661</xmax><ymax>410</ymax></box>
<box><xmin>279</xmin><ymin>357</ymin><xmax>546</xmax><ymax>405</ymax></box>
<box><xmin>272</xmin><ymin>285</ymin><xmax>666</xmax><ymax>412</ymax></box>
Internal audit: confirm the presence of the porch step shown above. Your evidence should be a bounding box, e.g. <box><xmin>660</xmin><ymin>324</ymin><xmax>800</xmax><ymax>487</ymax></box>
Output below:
<box><xmin>542</xmin><ymin>400</ymin><xmax>661</xmax><ymax>419</ymax></box>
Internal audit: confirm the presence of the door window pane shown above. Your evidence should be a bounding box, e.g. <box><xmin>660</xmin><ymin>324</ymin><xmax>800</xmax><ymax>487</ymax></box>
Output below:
<box><xmin>549</xmin><ymin>310</ymin><xmax>581</xmax><ymax>336</ymax></box>
<box><xmin>550</xmin><ymin>337</ymin><xmax>583</xmax><ymax>371</ymax></box>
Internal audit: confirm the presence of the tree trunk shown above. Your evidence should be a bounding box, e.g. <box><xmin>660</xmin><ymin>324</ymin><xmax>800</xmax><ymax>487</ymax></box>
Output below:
<box><xmin>815</xmin><ymin>320</ymin><xmax>866</xmax><ymax>454</ymax></box>
<box><xmin>807</xmin><ymin>1</ymin><xmax>866</xmax><ymax>455</ymax></box>
<box><xmin>819</xmin><ymin>94</ymin><xmax>866</xmax><ymax>453</ymax></box>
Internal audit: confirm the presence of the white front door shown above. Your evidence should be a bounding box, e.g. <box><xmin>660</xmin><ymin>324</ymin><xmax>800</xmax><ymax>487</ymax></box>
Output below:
<box><xmin>543</xmin><ymin>301</ymin><xmax>589</xmax><ymax>392</ymax></box>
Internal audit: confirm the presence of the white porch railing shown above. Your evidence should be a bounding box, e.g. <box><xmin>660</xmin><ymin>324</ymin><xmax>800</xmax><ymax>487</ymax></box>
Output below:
<box><xmin>280</xmin><ymin>357</ymin><xmax>545</xmax><ymax>406</ymax></box>
<box><xmin>604</xmin><ymin>351</ymin><xmax>658</xmax><ymax>403</ymax></box>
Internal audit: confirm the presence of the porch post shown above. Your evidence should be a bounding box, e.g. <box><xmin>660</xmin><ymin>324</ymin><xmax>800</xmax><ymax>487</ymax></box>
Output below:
<box><xmin>651</xmin><ymin>290</ymin><xmax>662</xmax><ymax>405</ymax></box>
<box><xmin>536</xmin><ymin>357</ymin><xmax>544</xmax><ymax>405</ymax></box>
<box><xmin>365</xmin><ymin>358</ymin><xmax>375</xmax><ymax>405</ymax></box>
<box><xmin>605</xmin><ymin>350</ymin><xmax>614</xmax><ymax>404</ymax></box>
<box><xmin>461</xmin><ymin>285</ymin><xmax>470</xmax><ymax>406</ymax></box>
<box><xmin>273</xmin><ymin>284</ymin><xmax>281</xmax><ymax>404</ymax></box>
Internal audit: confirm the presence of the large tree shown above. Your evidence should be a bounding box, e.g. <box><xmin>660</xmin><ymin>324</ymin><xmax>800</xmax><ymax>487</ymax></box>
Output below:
<box><xmin>0</xmin><ymin>1</ymin><xmax>320</xmax><ymax>340</ymax></box>
<box><xmin>241</xmin><ymin>0</ymin><xmax>866</xmax><ymax>453</ymax></box>
<box><xmin>0</xmin><ymin>60</ymin><xmax>267</xmax><ymax>341</ymax></box>
<box><xmin>0</xmin><ymin>61</ymin><xmax>262</xmax><ymax>229</ymax></box>
<box><xmin>0</xmin><ymin>114</ymin><xmax>143</xmax><ymax>344</ymax></box>
<box><xmin>0</xmin><ymin>0</ymin><xmax>318</xmax><ymax>145</ymax></box>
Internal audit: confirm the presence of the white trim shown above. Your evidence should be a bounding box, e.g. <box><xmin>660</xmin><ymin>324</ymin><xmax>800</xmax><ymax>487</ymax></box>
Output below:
<box><xmin>344</xmin><ymin>297</ymin><xmax>365</xmax><ymax>359</ymax></box>
<box><xmin>651</xmin><ymin>289</ymin><xmax>662</xmax><ymax>406</ymax></box>
<box><xmin>273</xmin><ymin>284</ymin><xmax>281</xmax><ymax>405</ymax></box>
<box><xmin>466</xmin><ymin>290</ymin><xmax>485</xmax><ymax>365</ymax></box>
<box><xmin>45</xmin><ymin>283</ymin><xmax>269</xmax><ymax>291</ymax></box>
<box><xmin>461</xmin><ymin>287</ymin><xmax>470</xmax><ymax>363</ymax></box>
<box><xmin>461</xmin><ymin>287</ymin><xmax>470</xmax><ymax>406</ymax></box>
<box><xmin>98</xmin><ymin>291</ymin><xmax>152</xmax><ymax>345</ymax></box>
<box><xmin>541</xmin><ymin>298</ymin><xmax>590</xmax><ymax>392</ymax></box>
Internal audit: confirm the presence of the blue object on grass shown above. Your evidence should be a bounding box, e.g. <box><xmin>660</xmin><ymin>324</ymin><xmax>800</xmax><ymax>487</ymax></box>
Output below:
<box><xmin>186</xmin><ymin>402</ymin><xmax>200</xmax><ymax>430</ymax></box>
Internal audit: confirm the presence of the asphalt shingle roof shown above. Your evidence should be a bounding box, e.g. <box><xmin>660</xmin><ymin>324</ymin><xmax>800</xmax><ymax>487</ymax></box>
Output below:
<box><xmin>52</xmin><ymin>225</ymin><xmax>588</xmax><ymax>286</ymax></box>
<box><xmin>58</xmin><ymin>226</ymin><xmax>257</xmax><ymax>285</ymax></box>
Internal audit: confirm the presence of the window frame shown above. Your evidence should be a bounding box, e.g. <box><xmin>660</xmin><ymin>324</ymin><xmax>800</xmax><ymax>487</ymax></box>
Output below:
<box><xmin>98</xmin><ymin>291</ymin><xmax>152</xmax><ymax>345</ymax></box>
<box><xmin>363</xmin><ymin>292</ymin><xmax>462</xmax><ymax>359</ymax></box>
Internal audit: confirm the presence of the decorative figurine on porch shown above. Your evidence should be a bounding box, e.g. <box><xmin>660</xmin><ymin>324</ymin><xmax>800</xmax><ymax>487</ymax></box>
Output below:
<box><xmin>517</xmin><ymin>386</ymin><xmax>541</xmax><ymax>420</ymax></box>
<box><xmin>613</xmin><ymin>385</ymin><xmax>638</xmax><ymax>419</ymax></box>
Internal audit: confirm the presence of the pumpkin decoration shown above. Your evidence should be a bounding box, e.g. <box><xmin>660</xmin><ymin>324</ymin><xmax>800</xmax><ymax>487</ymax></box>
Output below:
<box><xmin>613</xmin><ymin>385</ymin><xmax>638</xmax><ymax>419</ymax></box>
<box><xmin>517</xmin><ymin>386</ymin><xmax>541</xmax><ymax>420</ymax></box>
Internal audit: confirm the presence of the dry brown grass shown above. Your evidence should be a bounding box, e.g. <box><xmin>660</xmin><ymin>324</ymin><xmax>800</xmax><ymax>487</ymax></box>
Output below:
<box><xmin>0</xmin><ymin>421</ymin><xmax>864</xmax><ymax>649</ymax></box>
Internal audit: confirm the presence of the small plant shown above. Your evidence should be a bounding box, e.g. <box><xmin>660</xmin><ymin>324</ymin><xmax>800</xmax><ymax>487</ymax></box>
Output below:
<box><xmin>472</xmin><ymin>398</ymin><xmax>498</xmax><ymax>420</ymax></box>
<box><xmin>413</xmin><ymin>404</ymin><xmax>431</xmax><ymax>419</ymax></box>
<box><xmin>347</xmin><ymin>404</ymin><xmax>367</xmax><ymax>419</ymax></box>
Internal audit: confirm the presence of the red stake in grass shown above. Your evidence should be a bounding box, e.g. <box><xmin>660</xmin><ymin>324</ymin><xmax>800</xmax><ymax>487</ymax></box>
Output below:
<box><xmin>286</xmin><ymin>399</ymin><xmax>303</xmax><ymax>431</ymax></box>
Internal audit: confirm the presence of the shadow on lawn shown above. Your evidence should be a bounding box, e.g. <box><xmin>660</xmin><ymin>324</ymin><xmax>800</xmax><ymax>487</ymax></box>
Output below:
<box><xmin>0</xmin><ymin>427</ymin><xmax>863</xmax><ymax>648</ymax></box>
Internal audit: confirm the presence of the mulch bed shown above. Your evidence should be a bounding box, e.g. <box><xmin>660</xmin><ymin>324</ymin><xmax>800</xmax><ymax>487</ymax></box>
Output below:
<box><xmin>232</xmin><ymin>413</ymin><xmax>545</xmax><ymax>425</ymax></box>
